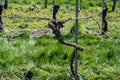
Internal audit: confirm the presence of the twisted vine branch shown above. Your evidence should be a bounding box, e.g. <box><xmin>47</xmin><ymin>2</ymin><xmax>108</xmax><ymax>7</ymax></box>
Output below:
<box><xmin>48</xmin><ymin>19</ymin><xmax>83</xmax><ymax>51</ymax></box>
<box><xmin>48</xmin><ymin>4</ymin><xmax>83</xmax><ymax>80</ymax></box>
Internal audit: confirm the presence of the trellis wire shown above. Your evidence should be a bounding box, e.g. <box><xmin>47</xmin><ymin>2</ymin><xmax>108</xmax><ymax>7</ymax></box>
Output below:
<box><xmin>1</xmin><ymin>15</ymin><xmax>101</xmax><ymax>29</ymax></box>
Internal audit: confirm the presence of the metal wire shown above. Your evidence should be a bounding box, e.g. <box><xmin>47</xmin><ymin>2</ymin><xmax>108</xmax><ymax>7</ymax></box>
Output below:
<box><xmin>75</xmin><ymin>0</ymin><xmax>79</xmax><ymax>79</ymax></box>
<box><xmin>1</xmin><ymin>15</ymin><xmax>52</xmax><ymax>20</ymax></box>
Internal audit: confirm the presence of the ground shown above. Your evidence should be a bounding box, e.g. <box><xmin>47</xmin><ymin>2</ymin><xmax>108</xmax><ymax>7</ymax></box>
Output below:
<box><xmin>0</xmin><ymin>0</ymin><xmax>120</xmax><ymax>80</ymax></box>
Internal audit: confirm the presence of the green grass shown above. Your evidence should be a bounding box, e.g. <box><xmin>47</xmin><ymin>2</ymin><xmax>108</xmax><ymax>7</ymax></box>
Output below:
<box><xmin>0</xmin><ymin>0</ymin><xmax>120</xmax><ymax>80</ymax></box>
